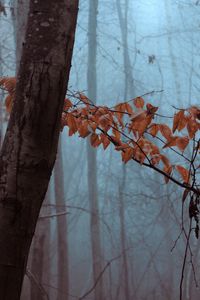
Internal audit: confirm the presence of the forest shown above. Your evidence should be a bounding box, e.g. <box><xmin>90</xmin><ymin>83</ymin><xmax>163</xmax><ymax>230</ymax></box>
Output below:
<box><xmin>0</xmin><ymin>0</ymin><xmax>200</xmax><ymax>300</ymax></box>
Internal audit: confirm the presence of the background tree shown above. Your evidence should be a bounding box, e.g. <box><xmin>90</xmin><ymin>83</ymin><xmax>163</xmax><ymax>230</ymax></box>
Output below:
<box><xmin>87</xmin><ymin>1</ymin><xmax>104</xmax><ymax>300</ymax></box>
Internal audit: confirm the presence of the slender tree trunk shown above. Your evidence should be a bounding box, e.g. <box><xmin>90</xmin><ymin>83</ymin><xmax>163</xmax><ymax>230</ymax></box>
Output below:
<box><xmin>164</xmin><ymin>0</ymin><xmax>180</xmax><ymax>99</ymax></box>
<box><xmin>0</xmin><ymin>1</ymin><xmax>79</xmax><ymax>299</ymax></box>
<box><xmin>29</xmin><ymin>187</ymin><xmax>51</xmax><ymax>300</ymax></box>
<box><xmin>54</xmin><ymin>138</ymin><xmax>69</xmax><ymax>300</ymax></box>
<box><xmin>116</xmin><ymin>1</ymin><xmax>132</xmax><ymax>299</ymax></box>
<box><xmin>30</xmin><ymin>232</ymin><xmax>45</xmax><ymax>300</ymax></box>
<box><xmin>116</xmin><ymin>0</ymin><xmax>134</xmax><ymax>98</ymax></box>
<box><xmin>11</xmin><ymin>0</ymin><xmax>30</xmax><ymax>72</ymax></box>
<box><xmin>118</xmin><ymin>167</ymin><xmax>131</xmax><ymax>300</ymax></box>
<box><xmin>87</xmin><ymin>1</ymin><xmax>103</xmax><ymax>299</ymax></box>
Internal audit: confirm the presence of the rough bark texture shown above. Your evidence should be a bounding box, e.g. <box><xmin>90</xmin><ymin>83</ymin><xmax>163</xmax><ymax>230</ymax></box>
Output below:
<box><xmin>0</xmin><ymin>0</ymin><xmax>79</xmax><ymax>299</ymax></box>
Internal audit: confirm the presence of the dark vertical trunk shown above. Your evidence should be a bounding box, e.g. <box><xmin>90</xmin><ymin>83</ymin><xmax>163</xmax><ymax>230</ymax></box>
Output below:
<box><xmin>87</xmin><ymin>1</ymin><xmax>103</xmax><ymax>299</ymax></box>
<box><xmin>12</xmin><ymin>2</ymin><xmax>51</xmax><ymax>298</ymax></box>
<box><xmin>0</xmin><ymin>1</ymin><xmax>79</xmax><ymax>299</ymax></box>
<box><xmin>54</xmin><ymin>139</ymin><xmax>69</xmax><ymax>300</ymax></box>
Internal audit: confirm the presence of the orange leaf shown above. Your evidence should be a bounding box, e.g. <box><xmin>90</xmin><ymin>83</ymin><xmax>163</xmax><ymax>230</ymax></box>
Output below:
<box><xmin>67</xmin><ymin>114</ymin><xmax>77</xmax><ymax>135</ymax></box>
<box><xmin>115</xmin><ymin>143</ymin><xmax>129</xmax><ymax>151</ymax></box>
<box><xmin>5</xmin><ymin>94</ymin><xmax>13</xmax><ymax>113</ymax></box>
<box><xmin>178</xmin><ymin>114</ymin><xmax>189</xmax><ymax>131</ymax></box>
<box><xmin>163</xmin><ymin>165</ymin><xmax>172</xmax><ymax>183</ymax></box>
<box><xmin>160</xmin><ymin>154</ymin><xmax>170</xmax><ymax>167</ymax></box>
<box><xmin>187</xmin><ymin>120</ymin><xmax>199</xmax><ymax>139</ymax></box>
<box><xmin>188</xmin><ymin>106</ymin><xmax>200</xmax><ymax>119</ymax></box>
<box><xmin>151</xmin><ymin>154</ymin><xmax>161</xmax><ymax>165</ymax></box>
<box><xmin>130</xmin><ymin>112</ymin><xmax>151</xmax><ymax>137</ymax></box>
<box><xmin>0</xmin><ymin>77</ymin><xmax>16</xmax><ymax>94</ymax></box>
<box><xmin>90</xmin><ymin>133</ymin><xmax>101</xmax><ymax>147</ymax></box>
<box><xmin>112</xmin><ymin>128</ymin><xmax>121</xmax><ymax>141</ymax></box>
<box><xmin>63</xmin><ymin>98</ymin><xmax>73</xmax><ymax>111</ymax></box>
<box><xmin>175</xmin><ymin>165</ymin><xmax>190</xmax><ymax>183</ymax></box>
<box><xmin>88</xmin><ymin>121</ymin><xmax>97</xmax><ymax>132</ymax></box>
<box><xmin>159</xmin><ymin>124</ymin><xmax>172</xmax><ymax>141</ymax></box>
<box><xmin>121</xmin><ymin>147</ymin><xmax>134</xmax><ymax>163</ymax></box>
<box><xmin>149</xmin><ymin>123</ymin><xmax>159</xmax><ymax>137</ymax></box>
<box><xmin>78</xmin><ymin>120</ymin><xmax>90</xmax><ymax>138</ymax></box>
<box><xmin>163</xmin><ymin>136</ymin><xmax>178</xmax><ymax>149</ymax></box>
<box><xmin>114</xmin><ymin>103</ymin><xmax>126</xmax><ymax>113</ymax></box>
<box><xmin>99</xmin><ymin>115</ymin><xmax>111</xmax><ymax>131</ymax></box>
<box><xmin>146</xmin><ymin>103</ymin><xmax>158</xmax><ymax>114</ymax></box>
<box><xmin>100</xmin><ymin>134</ymin><xmax>110</xmax><ymax>150</ymax></box>
<box><xmin>0</xmin><ymin>77</ymin><xmax>16</xmax><ymax>113</ymax></box>
<box><xmin>125</xmin><ymin>103</ymin><xmax>133</xmax><ymax>114</ymax></box>
<box><xmin>135</xmin><ymin>151</ymin><xmax>146</xmax><ymax>164</ymax></box>
<box><xmin>79</xmin><ymin>93</ymin><xmax>90</xmax><ymax>105</ymax></box>
<box><xmin>176</xmin><ymin>136</ymin><xmax>189</xmax><ymax>152</ymax></box>
<box><xmin>172</xmin><ymin>110</ymin><xmax>184</xmax><ymax>133</ymax></box>
<box><xmin>133</xmin><ymin>97</ymin><xmax>144</xmax><ymax>109</ymax></box>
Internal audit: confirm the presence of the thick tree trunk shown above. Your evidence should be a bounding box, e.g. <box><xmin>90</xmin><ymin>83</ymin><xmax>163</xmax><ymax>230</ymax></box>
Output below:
<box><xmin>0</xmin><ymin>1</ymin><xmax>79</xmax><ymax>299</ymax></box>
<box><xmin>87</xmin><ymin>1</ymin><xmax>103</xmax><ymax>300</ymax></box>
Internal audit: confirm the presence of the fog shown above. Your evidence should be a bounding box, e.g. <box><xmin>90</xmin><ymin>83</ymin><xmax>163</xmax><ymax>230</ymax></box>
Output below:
<box><xmin>0</xmin><ymin>0</ymin><xmax>200</xmax><ymax>299</ymax></box>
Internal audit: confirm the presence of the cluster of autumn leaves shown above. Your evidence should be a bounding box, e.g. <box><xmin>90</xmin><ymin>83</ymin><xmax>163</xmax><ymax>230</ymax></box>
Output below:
<box><xmin>0</xmin><ymin>77</ymin><xmax>199</xmax><ymax>186</ymax></box>
<box><xmin>62</xmin><ymin>94</ymin><xmax>200</xmax><ymax>185</ymax></box>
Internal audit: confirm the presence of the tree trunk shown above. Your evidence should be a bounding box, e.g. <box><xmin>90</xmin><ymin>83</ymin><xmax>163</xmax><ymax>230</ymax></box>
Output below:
<box><xmin>87</xmin><ymin>1</ymin><xmax>103</xmax><ymax>300</ymax></box>
<box><xmin>54</xmin><ymin>138</ymin><xmax>69</xmax><ymax>300</ymax></box>
<box><xmin>116</xmin><ymin>1</ymin><xmax>132</xmax><ymax>299</ymax></box>
<box><xmin>11</xmin><ymin>0</ymin><xmax>30</xmax><ymax>72</ymax></box>
<box><xmin>30</xmin><ymin>232</ymin><xmax>45</xmax><ymax>300</ymax></box>
<box><xmin>116</xmin><ymin>0</ymin><xmax>134</xmax><ymax>98</ymax></box>
<box><xmin>0</xmin><ymin>1</ymin><xmax>79</xmax><ymax>299</ymax></box>
<box><xmin>118</xmin><ymin>167</ymin><xmax>131</xmax><ymax>300</ymax></box>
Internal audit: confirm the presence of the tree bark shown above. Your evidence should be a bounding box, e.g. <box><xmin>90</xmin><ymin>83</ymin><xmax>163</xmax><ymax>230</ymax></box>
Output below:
<box><xmin>0</xmin><ymin>0</ymin><xmax>79</xmax><ymax>299</ymax></box>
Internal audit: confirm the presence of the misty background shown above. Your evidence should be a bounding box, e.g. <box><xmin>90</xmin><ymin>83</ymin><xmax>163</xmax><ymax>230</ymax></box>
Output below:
<box><xmin>1</xmin><ymin>0</ymin><xmax>200</xmax><ymax>299</ymax></box>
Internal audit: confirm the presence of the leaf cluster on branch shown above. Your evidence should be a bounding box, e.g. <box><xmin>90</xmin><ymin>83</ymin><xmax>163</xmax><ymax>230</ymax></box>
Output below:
<box><xmin>62</xmin><ymin>92</ymin><xmax>199</xmax><ymax>187</ymax></box>
<box><xmin>0</xmin><ymin>76</ymin><xmax>200</xmax><ymax>196</ymax></box>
